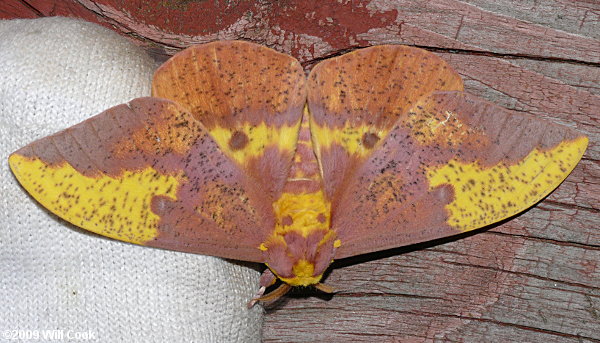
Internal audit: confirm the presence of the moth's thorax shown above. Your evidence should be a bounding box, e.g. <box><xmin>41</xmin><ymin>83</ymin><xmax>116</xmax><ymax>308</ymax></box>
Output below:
<box><xmin>260</xmin><ymin>110</ymin><xmax>339</xmax><ymax>286</ymax></box>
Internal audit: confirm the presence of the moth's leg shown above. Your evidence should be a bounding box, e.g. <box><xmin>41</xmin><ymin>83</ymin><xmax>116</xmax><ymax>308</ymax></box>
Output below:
<box><xmin>315</xmin><ymin>282</ymin><xmax>336</xmax><ymax>293</ymax></box>
<box><xmin>247</xmin><ymin>268</ymin><xmax>276</xmax><ymax>308</ymax></box>
<box><xmin>259</xmin><ymin>268</ymin><xmax>276</xmax><ymax>288</ymax></box>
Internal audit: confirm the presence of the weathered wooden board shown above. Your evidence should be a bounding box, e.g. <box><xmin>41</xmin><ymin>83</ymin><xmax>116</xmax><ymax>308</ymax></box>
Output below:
<box><xmin>3</xmin><ymin>1</ymin><xmax>599</xmax><ymax>62</ymax></box>
<box><xmin>2</xmin><ymin>1</ymin><xmax>598</xmax><ymax>342</ymax></box>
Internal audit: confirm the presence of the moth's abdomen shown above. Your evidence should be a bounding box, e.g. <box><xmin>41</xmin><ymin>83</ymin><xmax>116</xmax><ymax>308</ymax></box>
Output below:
<box><xmin>260</xmin><ymin>109</ymin><xmax>340</xmax><ymax>287</ymax></box>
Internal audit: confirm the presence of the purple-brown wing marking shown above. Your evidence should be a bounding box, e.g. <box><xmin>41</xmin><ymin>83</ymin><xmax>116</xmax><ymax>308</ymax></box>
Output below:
<box><xmin>9</xmin><ymin>98</ymin><xmax>275</xmax><ymax>262</ymax></box>
<box><xmin>331</xmin><ymin>92</ymin><xmax>587</xmax><ymax>258</ymax></box>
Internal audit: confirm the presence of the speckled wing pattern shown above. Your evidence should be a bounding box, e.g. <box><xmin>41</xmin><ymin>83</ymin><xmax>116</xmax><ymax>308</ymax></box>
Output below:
<box><xmin>152</xmin><ymin>41</ymin><xmax>306</xmax><ymax>202</ymax></box>
<box><xmin>8</xmin><ymin>42</ymin><xmax>587</xmax><ymax>268</ymax></box>
<box><xmin>9</xmin><ymin>41</ymin><xmax>306</xmax><ymax>262</ymax></box>
<box><xmin>307</xmin><ymin>46</ymin><xmax>588</xmax><ymax>259</ymax></box>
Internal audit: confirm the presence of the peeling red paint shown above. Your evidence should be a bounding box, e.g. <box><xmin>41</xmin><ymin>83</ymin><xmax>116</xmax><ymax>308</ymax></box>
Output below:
<box><xmin>263</xmin><ymin>0</ymin><xmax>398</xmax><ymax>50</ymax></box>
<box><xmin>90</xmin><ymin>0</ymin><xmax>256</xmax><ymax>36</ymax></box>
<box><xmin>2</xmin><ymin>0</ymin><xmax>398</xmax><ymax>60</ymax></box>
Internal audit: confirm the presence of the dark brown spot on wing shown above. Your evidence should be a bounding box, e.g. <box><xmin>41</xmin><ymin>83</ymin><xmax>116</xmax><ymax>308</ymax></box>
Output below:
<box><xmin>362</xmin><ymin>132</ymin><xmax>380</xmax><ymax>149</ymax></box>
<box><xmin>229</xmin><ymin>130</ymin><xmax>249</xmax><ymax>150</ymax></box>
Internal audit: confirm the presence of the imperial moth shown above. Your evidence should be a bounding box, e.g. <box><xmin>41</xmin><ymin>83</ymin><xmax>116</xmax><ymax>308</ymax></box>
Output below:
<box><xmin>8</xmin><ymin>41</ymin><xmax>588</xmax><ymax>305</ymax></box>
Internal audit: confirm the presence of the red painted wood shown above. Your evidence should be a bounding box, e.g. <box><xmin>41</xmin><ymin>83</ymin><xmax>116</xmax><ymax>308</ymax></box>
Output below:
<box><xmin>3</xmin><ymin>1</ymin><xmax>598</xmax><ymax>63</ymax></box>
<box><xmin>1</xmin><ymin>1</ymin><xmax>598</xmax><ymax>341</ymax></box>
<box><xmin>0</xmin><ymin>0</ymin><xmax>40</xmax><ymax>18</ymax></box>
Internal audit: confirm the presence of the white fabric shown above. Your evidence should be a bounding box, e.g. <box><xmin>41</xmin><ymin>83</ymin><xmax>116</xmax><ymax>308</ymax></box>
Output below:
<box><xmin>0</xmin><ymin>17</ymin><xmax>262</xmax><ymax>342</ymax></box>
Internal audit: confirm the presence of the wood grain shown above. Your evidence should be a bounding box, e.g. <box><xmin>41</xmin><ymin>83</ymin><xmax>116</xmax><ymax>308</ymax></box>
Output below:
<box><xmin>1</xmin><ymin>0</ymin><xmax>598</xmax><ymax>341</ymax></box>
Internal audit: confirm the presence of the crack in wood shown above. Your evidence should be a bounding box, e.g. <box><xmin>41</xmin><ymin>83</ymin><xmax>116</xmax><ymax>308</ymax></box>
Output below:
<box><xmin>487</xmin><ymin>230</ymin><xmax>600</xmax><ymax>250</ymax></box>
<box><xmin>404</xmin><ymin>309</ymin><xmax>600</xmax><ymax>342</ymax></box>
<box><xmin>302</xmin><ymin>44</ymin><xmax>600</xmax><ymax>68</ymax></box>
<box><xmin>541</xmin><ymin>199</ymin><xmax>598</xmax><ymax>214</ymax></box>
<box><xmin>432</xmin><ymin>257</ymin><xmax>598</xmax><ymax>291</ymax></box>
<box><xmin>17</xmin><ymin>0</ymin><xmax>43</xmax><ymax>16</ymax></box>
<box><xmin>330</xmin><ymin>292</ymin><xmax>446</xmax><ymax>300</ymax></box>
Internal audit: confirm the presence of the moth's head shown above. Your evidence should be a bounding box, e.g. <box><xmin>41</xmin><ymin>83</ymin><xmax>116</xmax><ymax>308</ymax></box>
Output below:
<box><xmin>261</xmin><ymin>229</ymin><xmax>340</xmax><ymax>287</ymax></box>
<box><xmin>251</xmin><ymin>230</ymin><xmax>339</xmax><ymax>306</ymax></box>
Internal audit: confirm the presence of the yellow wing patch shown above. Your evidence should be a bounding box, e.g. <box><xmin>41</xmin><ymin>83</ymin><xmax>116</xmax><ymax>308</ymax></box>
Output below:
<box><xmin>309</xmin><ymin>119</ymin><xmax>388</xmax><ymax>158</ymax></box>
<box><xmin>209</xmin><ymin>122</ymin><xmax>301</xmax><ymax>165</ymax></box>
<box><xmin>427</xmin><ymin>137</ymin><xmax>588</xmax><ymax>231</ymax></box>
<box><xmin>9</xmin><ymin>154</ymin><xmax>182</xmax><ymax>244</ymax></box>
